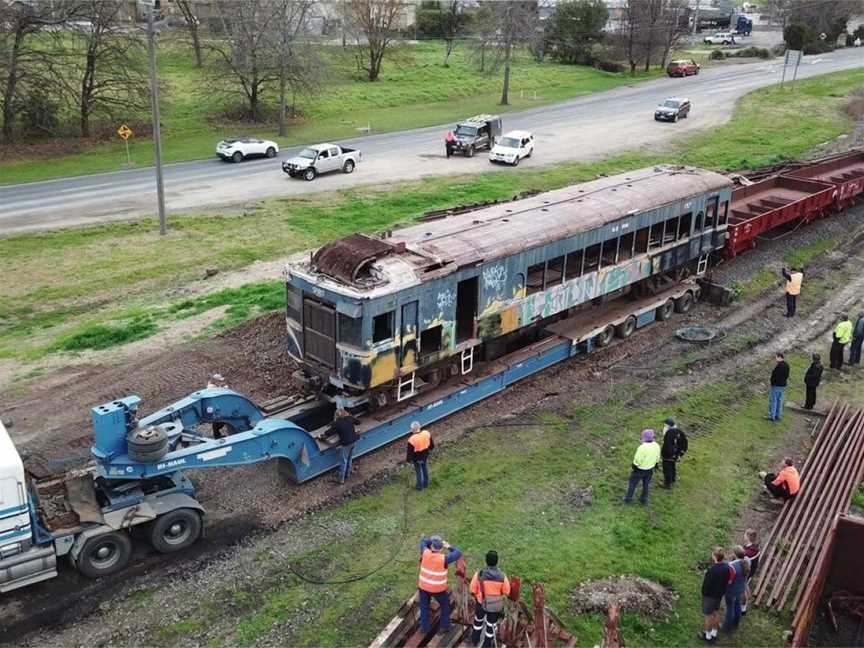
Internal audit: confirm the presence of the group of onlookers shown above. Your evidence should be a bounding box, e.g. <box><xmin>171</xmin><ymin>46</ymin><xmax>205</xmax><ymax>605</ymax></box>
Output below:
<box><xmin>700</xmin><ymin>530</ymin><xmax>760</xmax><ymax>643</ymax></box>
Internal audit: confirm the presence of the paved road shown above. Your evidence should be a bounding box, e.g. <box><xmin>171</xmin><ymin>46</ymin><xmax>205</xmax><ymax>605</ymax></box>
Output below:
<box><xmin>1</xmin><ymin>47</ymin><xmax>862</xmax><ymax>235</ymax></box>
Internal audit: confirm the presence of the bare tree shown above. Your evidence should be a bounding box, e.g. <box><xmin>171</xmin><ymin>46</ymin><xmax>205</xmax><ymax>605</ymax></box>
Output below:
<box><xmin>174</xmin><ymin>0</ymin><xmax>204</xmax><ymax>68</ymax></box>
<box><xmin>659</xmin><ymin>0</ymin><xmax>687</xmax><ymax>68</ymax></box>
<box><xmin>208</xmin><ymin>0</ymin><xmax>281</xmax><ymax>121</ymax></box>
<box><xmin>58</xmin><ymin>1</ymin><xmax>149</xmax><ymax>138</ymax></box>
<box><xmin>468</xmin><ymin>3</ymin><xmax>497</xmax><ymax>72</ymax></box>
<box><xmin>339</xmin><ymin>0</ymin><xmax>405</xmax><ymax>82</ymax></box>
<box><xmin>428</xmin><ymin>1</ymin><xmax>470</xmax><ymax>66</ymax></box>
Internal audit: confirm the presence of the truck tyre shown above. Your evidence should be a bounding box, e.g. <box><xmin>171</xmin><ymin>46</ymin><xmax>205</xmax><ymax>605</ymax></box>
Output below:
<box><xmin>265</xmin><ymin>147</ymin><xmax>276</xmax><ymax>158</ymax></box>
<box><xmin>615</xmin><ymin>316</ymin><xmax>637</xmax><ymax>339</ymax></box>
<box><xmin>466</xmin><ymin>145</ymin><xmax>475</xmax><ymax>158</ymax></box>
<box><xmin>76</xmin><ymin>532</ymin><xmax>132</xmax><ymax>578</ymax></box>
<box><xmin>595</xmin><ymin>325</ymin><xmax>615</xmax><ymax>348</ymax></box>
<box><xmin>127</xmin><ymin>426</ymin><xmax>168</xmax><ymax>463</ymax></box>
<box><xmin>149</xmin><ymin>509</ymin><xmax>202</xmax><ymax>553</ymax></box>
<box><xmin>342</xmin><ymin>159</ymin><xmax>355</xmax><ymax>174</ymax></box>
<box><xmin>675</xmin><ymin>292</ymin><xmax>694</xmax><ymax>313</ymax></box>
<box><xmin>232</xmin><ymin>151</ymin><xmax>243</xmax><ymax>163</ymax></box>
<box><xmin>656</xmin><ymin>299</ymin><xmax>675</xmax><ymax>321</ymax></box>
<box><xmin>303</xmin><ymin>167</ymin><xmax>316</xmax><ymax>181</ymax></box>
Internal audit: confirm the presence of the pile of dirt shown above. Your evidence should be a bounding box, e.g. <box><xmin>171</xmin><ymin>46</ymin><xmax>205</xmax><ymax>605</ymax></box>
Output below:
<box><xmin>571</xmin><ymin>576</ymin><xmax>677</xmax><ymax>620</ymax></box>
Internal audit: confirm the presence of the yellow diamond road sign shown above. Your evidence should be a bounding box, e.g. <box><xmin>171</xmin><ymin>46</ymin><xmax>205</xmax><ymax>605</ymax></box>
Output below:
<box><xmin>117</xmin><ymin>124</ymin><xmax>133</xmax><ymax>140</ymax></box>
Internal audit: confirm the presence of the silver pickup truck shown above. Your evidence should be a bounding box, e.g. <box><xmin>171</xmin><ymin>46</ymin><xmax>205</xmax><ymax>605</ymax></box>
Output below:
<box><xmin>281</xmin><ymin>143</ymin><xmax>362</xmax><ymax>181</ymax></box>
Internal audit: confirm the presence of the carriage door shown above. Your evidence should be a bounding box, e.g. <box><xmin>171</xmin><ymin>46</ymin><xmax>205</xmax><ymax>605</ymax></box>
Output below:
<box><xmin>400</xmin><ymin>301</ymin><xmax>418</xmax><ymax>371</ymax></box>
<box><xmin>303</xmin><ymin>297</ymin><xmax>336</xmax><ymax>369</ymax></box>
<box><xmin>456</xmin><ymin>277</ymin><xmax>478</xmax><ymax>343</ymax></box>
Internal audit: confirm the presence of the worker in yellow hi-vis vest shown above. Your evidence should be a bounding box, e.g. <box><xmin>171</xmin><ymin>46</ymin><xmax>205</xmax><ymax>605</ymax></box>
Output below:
<box><xmin>781</xmin><ymin>266</ymin><xmax>804</xmax><ymax>317</ymax></box>
<box><xmin>830</xmin><ymin>313</ymin><xmax>853</xmax><ymax>369</ymax></box>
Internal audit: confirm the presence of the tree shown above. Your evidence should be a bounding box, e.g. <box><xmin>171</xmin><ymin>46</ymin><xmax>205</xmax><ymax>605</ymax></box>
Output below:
<box><xmin>416</xmin><ymin>1</ymin><xmax>470</xmax><ymax>66</ymax></box>
<box><xmin>783</xmin><ymin>0</ymin><xmax>856</xmax><ymax>42</ymax></box>
<box><xmin>783</xmin><ymin>22</ymin><xmax>810</xmax><ymax>49</ymax></box>
<box><xmin>339</xmin><ymin>0</ymin><xmax>405</xmax><ymax>82</ymax></box>
<box><xmin>60</xmin><ymin>1</ymin><xmax>149</xmax><ymax>138</ymax></box>
<box><xmin>658</xmin><ymin>0</ymin><xmax>687</xmax><ymax>69</ymax></box>
<box><xmin>546</xmin><ymin>0</ymin><xmax>608</xmax><ymax>65</ymax></box>
<box><xmin>174</xmin><ymin>0</ymin><xmax>204</xmax><ymax>68</ymax></box>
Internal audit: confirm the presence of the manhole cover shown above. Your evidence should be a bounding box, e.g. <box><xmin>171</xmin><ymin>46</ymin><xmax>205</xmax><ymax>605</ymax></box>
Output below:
<box><xmin>675</xmin><ymin>325</ymin><xmax>721</xmax><ymax>344</ymax></box>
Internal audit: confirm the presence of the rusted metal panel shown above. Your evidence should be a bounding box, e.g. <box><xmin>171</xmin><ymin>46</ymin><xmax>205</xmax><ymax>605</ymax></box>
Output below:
<box><xmin>312</xmin><ymin>234</ymin><xmax>398</xmax><ymax>284</ymax></box>
<box><xmin>787</xmin><ymin>150</ymin><xmax>864</xmax><ymax>206</ymax></box>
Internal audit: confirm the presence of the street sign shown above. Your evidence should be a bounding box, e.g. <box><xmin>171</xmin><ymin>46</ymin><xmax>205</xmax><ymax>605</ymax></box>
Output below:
<box><xmin>784</xmin><ymin>49</ymin><xmax>802</xmax><ymax>66</ymax></box>
<box><xmin>117</xmin><ymin>124</ymin><xmax>133</xmax><ymax>140</ymax></box>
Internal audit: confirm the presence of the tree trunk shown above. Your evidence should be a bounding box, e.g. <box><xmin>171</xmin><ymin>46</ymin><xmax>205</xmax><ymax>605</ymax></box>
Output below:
<box><xmin>250</xmin><ymin>83</ymin><xmax>258</xmax><ymax>122</ymax></box>
<box><xmin>190</xmin><ymin>24</ymin><xmax>203</xmax><ymax>68</ymax></box>
<box><xmin>278</xmin><ymin>71</ymin><xmax>287</xmax><ymax>136</ymax></box>
<box><xmin>443</xmin><ymin>38</ymin><xmax>454</xmax><ymax>66</ymax></box>
<box><xmin>499</xmin><ymin>42</ymin><xmax>511</xmax><ymax>105</ymax></box>
<box><xmin>368</xmin><ymin>43</ymin><xmax>381</xmax><ymax>81</ymax></box>
<box><xmin>1</xmin><ymin>31</ymin><xmax>23</xmax><ymax>143</ymax></box>
<box><xmin>80</xmin><ymin>52</ymin><xmax>95</xmax><ymax>138</ymax></box>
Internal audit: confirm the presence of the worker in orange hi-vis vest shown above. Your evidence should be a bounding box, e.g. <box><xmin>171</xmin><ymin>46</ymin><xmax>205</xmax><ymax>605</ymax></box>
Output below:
<box><xmin>418</xmin><ymin>535</ymin><xmax>462</xmax><ymax>636</ymax></box>
<box><xmin>470</xmin><ymin>551</ymin><xmax>511</xmax><ymax>647</ymax></box>
<box><xmin>781</xmin><ymin>266</ymin><xmax>803</xmax><ymax>317</ymax></box>
<box><xmin>407</xmin><ymin>421</ymin><xmax>435</xmax><ymax>491</ymax></box>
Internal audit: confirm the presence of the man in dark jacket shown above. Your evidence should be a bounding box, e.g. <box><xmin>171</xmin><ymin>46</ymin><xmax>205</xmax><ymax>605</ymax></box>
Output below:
<box><xmin>803</xmin><ymin>354</ymin><xmax>823</xmax><ymax>410</ymax></box>
<box><xmin>700</xmin><ymin>547</ymin><xmax>733</xmax><ymax>643</ymax></box>
<box><xmin>767</xmin><ymin>353</ymin><xmax>789</xmax><ymax>421</ymax></box>
<box><xmin>660</xmin><ymin>417</ymin><xmax>688</xmax><ymax>488</ymax></box>
<box><xmin>329</xmin><ymin>408</ymin><xmax>359</xmax><ymax>484</ymax></box>
<box><xmin>849</xmin><ymin>312</ymin><xmax>864</xmax><ymax>365</ymax></box>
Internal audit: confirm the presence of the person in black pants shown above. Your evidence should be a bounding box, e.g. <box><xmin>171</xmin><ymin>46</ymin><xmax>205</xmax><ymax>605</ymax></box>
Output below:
<box><xmin>660</xmin><ymin>417</ymin><xmax>688</xmax><ymax>488</ymax></box>
<box><xmin>329</xmin><ymin>408</ymin><xmax>360</xmax><ymax>483</ymax></box>
<box><xmin>850</xmin><ymin>312</ymin><xmax>864</xmax><ymax>365</ymax></box>
<box><xmin>803</xmin><ymin>354</ymin><xmax>823</xmax><ymax>410</ymax></box>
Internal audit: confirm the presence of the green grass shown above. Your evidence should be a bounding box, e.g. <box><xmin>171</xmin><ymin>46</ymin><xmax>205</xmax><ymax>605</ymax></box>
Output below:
<box><xmin>1</xmin><ymin>68</ymin><xmax>861</xmax><ymax>366</ymax></box>
<box><xmin>0</xmin><ymin>41</ymin><xmax>661</xmax><ymax>185</ymax></box>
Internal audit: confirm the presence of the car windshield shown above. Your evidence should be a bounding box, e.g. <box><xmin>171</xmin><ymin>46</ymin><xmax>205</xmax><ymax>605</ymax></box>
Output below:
<box><xmin>663</xmin><ymin>100</ymin><xmax>681</xmax><ymax>108</ymax></box>
<box><xmin>456</xmin><ymin>125</ymin><xmax>477</xmax><ymax>137</ymax></box>
<box><xmin>670</xmin><ymin>61</ymin><xmax>686</xmax><ymax>65</ymax></box>
<box><xmin>498</xmin><ymin>137</ymin><xmax>520</xmax><ymax>148</ymax></box>
<box><xmin>298</xmin><ymin>148</ymin><xmax>318</xmax><ymax>159</ymax></box>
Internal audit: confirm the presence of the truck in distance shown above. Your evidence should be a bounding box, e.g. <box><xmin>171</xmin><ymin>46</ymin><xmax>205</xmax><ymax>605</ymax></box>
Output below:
<box><xmin>281</xmin><ymin>143</ymin><xmax>361</xmax><ymax>181</ymax></box>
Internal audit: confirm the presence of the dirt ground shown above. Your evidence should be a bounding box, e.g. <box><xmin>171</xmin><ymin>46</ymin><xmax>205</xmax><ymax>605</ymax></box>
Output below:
<box><xmin>2</xmin><ymin>198</ymin><xmax>864</xmax><ymax>644</ymax></box>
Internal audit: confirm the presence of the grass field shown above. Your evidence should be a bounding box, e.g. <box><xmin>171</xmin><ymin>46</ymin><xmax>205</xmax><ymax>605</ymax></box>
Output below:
<box><xmin>0</xmin><ymin>41</ymin><xmax>660</xmax><ymax>185</ymax></box>
<box><xmin>1</xmin><ymin>68</ymin><xmax>861</xmax><ymax>367</ymax></box>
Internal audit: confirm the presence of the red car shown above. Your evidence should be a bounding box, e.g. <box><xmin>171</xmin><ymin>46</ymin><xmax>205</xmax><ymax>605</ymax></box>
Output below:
<box><xmin>667</xmin><ymin>59</ymin><xmax>700</xmax><ymax>77</ymax></box>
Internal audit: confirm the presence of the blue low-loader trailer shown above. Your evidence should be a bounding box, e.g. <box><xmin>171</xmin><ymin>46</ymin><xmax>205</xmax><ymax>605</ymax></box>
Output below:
<box><xmin>0</xmin><ymin>280</ymin><xmax>698</xmax><ymax>593</ymax></box>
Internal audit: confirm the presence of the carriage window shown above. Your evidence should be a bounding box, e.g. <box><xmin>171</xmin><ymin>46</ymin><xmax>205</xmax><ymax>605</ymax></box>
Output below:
<box><xmin>648</xmin><ymin>221</ymin><xmax>663</xmax><ymax>250</ymax></box>
<box><xmin>420</xmin><ymin>325</ymin><xmax>443</xmax><ymax>354</ymax></box>
<box><xmin>663</xmin><ymin>216</ymin><xmax>679</xmax><ymax>244</ymax></box>
<box><xmin>286</xmin><ymin>283</ymin><xmax>302</xmax><ymax>322</ymax></box>
<box><xmin>618</xmin><ymin>232</ymin><xmax>635</xmax><ymax>262</ymax></box>
<box><xmin>634</xmin><ymin>227</ymin><xmax>650</xmax><ymax>255</ymax></box>
<box><xmin>583</xmin><ymin>244</ymin><xmax>601</xmax><ymax>273</ymax></box>
<box><xmin>372</xmin><ymin>311</ymin><xmax>394</xmax><ymax>343</ymax></box>
<box><xmin>526</xmin><ymin>263</ymin><xmax>545</xmax><ymax>295</ymax></box>
<box><xmin>695</xmin><ymin>211</ymin><xmax>704</xmax><ymax>231</ymax></box>
<box><xmin>678</xmin><ymin>213</ymin><xmax>692</xmax><ymax>239</ymax></box>
<box><xmin>600</xmin><ymin>238</ymin><xmax>618</xmax><ymax>268</ymax></box>
<box><xmin>546</xmin><ymin>256</ymin><xmax>565</xmax><ymax>286</ymax></box>
<box><xmin>705</xmin><ymin>198</ymin><xmax>718</xmax><ymax>230</ymax></box>
<box><xmin>338</xmin><ymin>313</ymin><xmax>363</xmax><ymax>347</ymax></box>
<box><xmin>564</xmin><ymin>250</ymin><xmax>583</xmax><ymax>279</ymax></box>
<box><xmin>718</xmin><ymin>201</ymin><xmax>729</xmax><ymax>226</ymax></box>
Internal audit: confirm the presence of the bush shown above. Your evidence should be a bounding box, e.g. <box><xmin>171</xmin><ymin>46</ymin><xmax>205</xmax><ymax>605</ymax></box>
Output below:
<box><xmin>803</xmin><ymin>40</ymin><xmax>834</xmax><ymax>55</ymax></box>
<box><xmin>15</xmin><ymin>89</ymin><xmax>60</xmax><ymax>136</ymax></box>
<box><xmin>593</xmin><ymin>59</ymin><xmax>623</xmax><ymax>73</ymax></box>
<box><xmin>734</xmin><ymin>46</ymin><xmax>771</xmax><ymax>59</ymax></box>
<box><xmin>784</xmin><ymin>22</ymin><xmax>811</xmax><ymax>50</ymax></box>
<box><xmin>709</xmin><ymin>49</ymin><xmax>725</xmax><ymax>60</ymax></box>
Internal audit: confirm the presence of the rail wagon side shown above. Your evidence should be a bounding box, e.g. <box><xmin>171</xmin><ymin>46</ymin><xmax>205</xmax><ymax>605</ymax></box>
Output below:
<box><xmin>285</xmin><ymin>165</ymin><xmax>734</xmax><ymax>409</ymax></box>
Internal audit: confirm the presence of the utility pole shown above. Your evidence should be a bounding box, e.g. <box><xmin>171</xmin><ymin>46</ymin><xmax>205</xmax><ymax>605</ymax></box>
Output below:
<box><xmin>147</xmin><ymin>7</ymin><xmax>167</xmax><ymax>235</ymax></box>
<box><xmin>692</xmin><ymin>0</ymin><xmax>700</xmax><ymax>35</ymax></box>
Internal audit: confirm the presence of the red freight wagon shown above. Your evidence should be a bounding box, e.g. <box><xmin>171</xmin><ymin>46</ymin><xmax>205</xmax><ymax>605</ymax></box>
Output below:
<box><xmin>724</xmin><ymin>176</ymin><xmax>835</xmax><ymax>258</ymax></box>
<box><xmin>786</xmin><ymin>150</ymin><xmax>864</xmax><ymax>209</ymax></box>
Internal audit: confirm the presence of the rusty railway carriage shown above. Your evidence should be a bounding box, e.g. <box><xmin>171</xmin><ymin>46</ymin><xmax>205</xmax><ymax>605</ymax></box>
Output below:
<box><xmin>285</xmin><ymin>165</ymin><xmax>734</xmax><ymax>408</ymax></box>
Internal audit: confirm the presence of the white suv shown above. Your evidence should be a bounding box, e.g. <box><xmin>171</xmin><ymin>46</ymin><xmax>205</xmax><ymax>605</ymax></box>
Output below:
<box><xmin>489</xmin><ymin>131</ymin><xmax>534</xmax><ymax>166</ymax></box>
<box><xmin>216</xmin><ymin>137</ymin><xmax>279</xmax><ymax>163</ymax></box>
<box><xmin>703</xmin><ymin>32</ymin><xmax>736</xmax><ymax>45</ymax></box>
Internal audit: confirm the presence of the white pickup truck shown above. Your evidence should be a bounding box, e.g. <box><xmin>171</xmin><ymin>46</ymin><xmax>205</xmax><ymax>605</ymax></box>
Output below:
<box><xmin>281</xmin><ymin>143</ymin><xmax>362</xmax><ymax>181</ymax></box>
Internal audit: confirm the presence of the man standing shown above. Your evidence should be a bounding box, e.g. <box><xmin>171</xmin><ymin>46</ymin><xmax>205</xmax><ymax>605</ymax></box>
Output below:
<box><xmin>700</xmin><ymin>547</ymin><xmax>733</xmax><ymax>643</ymax></box>
<box><xmin>849</xmin><ymin>312</ymin><xmax>864</xmax><ymax>365</ymax></box>
<box><xmin>760</xmin><ymin>457</ymin><xmax>800</xmax><ymax>501</ymax></box>
<box><xmin>830</xmin><ymin>313</ymin><xmax>853</xmax><ymax>369</ymax></box>
<box><xmin>723</xmin><ymin>546</ymin><xmax>751</xmax><ymax>631</ymax></box>
<box><xmin>660</xmin><ymin>418</ymin><xmax>688</xmax><ymax>488</ymax></box>
<box><xmin>767</xmin><ymin>353</ymin><xmax>789</xmax><ymax>422</ymax></box>
<box><xmin>624</xmin><ymin>429</ymin><xmax>661</xmax><ymax>505</ymax></box>
<box><xmin>418</xmin><ymin>535</ymin><xmax>462</xmax><ymax>636</ymax></box>
<box><xmin>470</xmin><ymin>551</ymin><xmax>511</xmax><ymax>647</ymax></box>
<box><xmin>803</xmin><ymin>354</ymin><xmax>823</xmax><ymax>410</ymax></box>
<box><xmin>329</xmin><ymin>408</ymin><xmax>359</xmax><ymax>484</ymax></box>
<box><xmin>781</xmin><ymin>266</ymin><xmax>803</xmax><ymax>317</ymax></box>
<box><xmin>445</xmin><ymin>131</ymin><xmax>456</xmax><ymax>158</ymax></box>
<box><xmin>407</xmin><ymin>421</ymin><xmax>434</xmax><ymax>491</ymax></box>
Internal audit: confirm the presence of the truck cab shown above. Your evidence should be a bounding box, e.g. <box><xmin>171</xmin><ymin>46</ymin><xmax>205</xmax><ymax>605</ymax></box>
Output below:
<box><xmin>453</xmin><ymin>114</ymin><xmax>502</xmax><ymax>157</ymax></box>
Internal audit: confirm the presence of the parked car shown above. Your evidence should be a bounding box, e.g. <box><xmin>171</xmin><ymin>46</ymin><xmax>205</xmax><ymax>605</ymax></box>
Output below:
<box><xmin>282</xmin><ymin>143</ymin><xmax>361</xmax><ymax>181</ymax></box>
<box><xmin>452</xmin><ymin>114</ymin><xmax>502</xmax><ymax>157</ymax></box>
<box><xmin>654</xmin><ymin>97</ymin><xmax>691</xmax><ymax>122</ymax></box>
<box><xmin>666</xmin><ymin>59</ymin><xmax>700</xmax><ymax>77</ymax></box>
<box><xmin>489</xmin><ymin>131</ymin><xmax>534</xmax><ymax>166</ymax></box>
<box><xmin>703</xmin><ymin>32</ymin><xmax>736</xmax><ymax>45</ymax></box>
<box><xmin>216</xmin><ymin>137</ymin><xmax>279</xmax><ymax>163</ymax></box>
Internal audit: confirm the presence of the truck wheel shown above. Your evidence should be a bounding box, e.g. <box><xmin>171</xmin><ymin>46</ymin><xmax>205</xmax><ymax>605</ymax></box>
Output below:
<box><xmin>675</xmin><ymin>292</ymin><xmax>694</xmax><ymax>313</ymax></box>
<box><xmin>76</xmin><ymin>532</ymin><xmax>132</xmax><ymax>578</ymax></box>
<box><xmin>615</xmin><ymin>316</ymin><xmax>637</xmax><ymax>339</ymax></box>
<box><xmin>466</xmin><ymin>145</ymin><xmax>475</xmax><ymax>158</ymax></box>
<box><xmin>265</xmin><ymin>147</ymin><xmax>276</xmax><ymax>158</ymax></box>
<box><xmin>232</xmin><ymin>151</ymin><xmax>243</xmax><ymax>163</ymax></box>
<box><xmin>149</xmin><ymin>509</ymin><xmax>202</xmax><ymax>553</ymax></box>
<box><xmin>656</xmin><ymin>299</ymin><xmax>675</xmax><ymax>321</ymax></box>
<box><xmin>303</xmin><ymin>167</ymin><xmax>316</xmax><ymax>181</ymax></box>
<box><xmin>342</xmin><ymin>159</ymin><xmax>355</xmax><ymax>174</ymax></box>
<box><xmin>127</xmin><ymin>426</ymin><xmax>168</xmax><ymax>463</ymax></box>
<box><xmin>595</xmin><ymin>325</ymin><xmax>615</xmax><ymax>348</ymax></box>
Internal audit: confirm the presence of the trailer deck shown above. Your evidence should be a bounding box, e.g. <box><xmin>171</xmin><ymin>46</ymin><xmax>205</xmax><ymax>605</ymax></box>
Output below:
<box><xmin>787</xmin><ymin>150</ymin><xmax>864</xmax><ymax>207</ymax></box>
